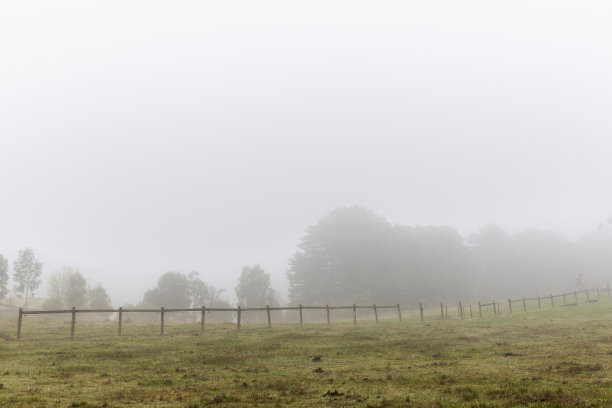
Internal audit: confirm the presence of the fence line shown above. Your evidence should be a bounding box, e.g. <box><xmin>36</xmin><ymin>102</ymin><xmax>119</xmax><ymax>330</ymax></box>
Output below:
<box><xmin>16</xmin><ymin>303</ymin><xmax>402</xmax><ymax>339</ymax></box>
<box><xmin>14</xmin><ymin>284</ymin><xmax>611</xmax><ymax>340</ymax></box>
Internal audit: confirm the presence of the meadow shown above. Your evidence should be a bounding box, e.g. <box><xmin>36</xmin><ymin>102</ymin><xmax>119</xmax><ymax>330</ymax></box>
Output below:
<box><xmin>1</xmin><ymin>302</ymin><xmax>611</xmax><ymax>407</ymax></box>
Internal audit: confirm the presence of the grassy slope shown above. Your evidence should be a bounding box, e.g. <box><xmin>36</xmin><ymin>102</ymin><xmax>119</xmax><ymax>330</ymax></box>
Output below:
<box><xmin>1</xmin><ymin>303</ymin><xmax>611</xmax><ymax>407</ymax></box>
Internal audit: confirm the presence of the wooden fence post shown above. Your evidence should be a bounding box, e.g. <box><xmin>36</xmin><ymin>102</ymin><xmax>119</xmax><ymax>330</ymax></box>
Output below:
<box><xmin>574</xmin><ymin>291</ymin><xmax>578</xmax><ymax>304</ymax></box>
<box><xmin>440</xmin><ymin>303</ymin><xmax>444</xmax><ymax>320</ymax></box>
<box><xmin>550</xmin><ymin>294</ymin><xmax>554</xmax><ymax>308</ymax></box>
<box><xmin>478</xmin><ymin>302</ymin><xmax>482</xmax><ymax>318</ymax></box>
<box><xmin>537</xmin><ymin>296</ymin><xmax>541</xmax><ymax>309</ymax></box>
<box><xmin>396</xmin><ymin>304</ymin><xmax>402</xmax><ymax>322</ymax></box>
<box><xmin>71</xmin><ymin>307</ymin><xmax>76</xmax><ymax>338</ymax></box>
<box><xmin>17</xmin><ymin>308</ymin><xmax>23</xmax><ymax>340</ymax></box>
<box><xmin>457</xmin><ymin>302</ymin><xmax>462</xmax><ymax>319</ymax></box>
<box><xmin>419</xmin><ymin>303</ymin><xmax>424</xmax><ymax>323</ymax></box>
<box><xmin>469</xmin><ymin>304</ymin><xmax>472</xmax><ymax>319</ymax></box>
<box><xmin>508</xmin><ymin>299</ymin><xmax>512</xmax><ymax>314</ymax></box>
<box><xmin>118</xmin><ymin>307</ymin><xmax>123</xmax><ymax>336</ymax></box>
<box><xmin>160</xmin><ymin>307</ymin><xmax>165</xmax><ymax>335</ymax></box>
<box><xmin>237</xmin><ymin>306</ymin><xmax>241</xmax><ymax>331</ymax></box>
<box><xmin>352</xmin><ymin>304</ymin><xmax>357</xmax><ymax>326</ymax></box>
<box><xmin>585</xmin><ymin>289</ymin><xmax>589</xmax><ymax>301</ymax></box>
<box><xmin>201</xmin><ymin>306</ymin><xmax>205</xmax><ymax>332</ymax></box>
<box><xmin>266</xmin><ymin>305</ymin><xmax>271</xmax><ymax>328</ymax></box>
<box><xmin>373</xmin><ymin>304</ymin><xmax>379</xmax><ymax>324</ymax></box>
<box><xmin>326</xmin><ymin>305</ymin><xmax>330</xmax><ymax>325</ymax></box>
<box><xmin>522</xmin><ymin>297</ymin><xmax>526</xmax><ymax>312</ymax></box>
<box><xmin>299</xmin><ymin>304</ymin><xmax>303</xmax><ymax>328</ymax></box>
<box><xmin>493</xmin><ymin>301</ymin><xmax>497</xmax><ymax>316</ymax></box>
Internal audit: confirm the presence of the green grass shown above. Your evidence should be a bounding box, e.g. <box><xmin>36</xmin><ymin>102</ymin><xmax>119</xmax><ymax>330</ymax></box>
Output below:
<box><xmin>1</xmin><ymin>302</ymin><xmax>612</xmax><ymax>407</ymax></box>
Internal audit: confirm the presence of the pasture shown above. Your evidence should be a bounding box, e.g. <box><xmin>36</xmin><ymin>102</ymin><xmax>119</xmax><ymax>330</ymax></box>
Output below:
<box><xmin>1</xmin><ymin>302</ymin><xmax>611</xmax><ymax>407</ymax></box>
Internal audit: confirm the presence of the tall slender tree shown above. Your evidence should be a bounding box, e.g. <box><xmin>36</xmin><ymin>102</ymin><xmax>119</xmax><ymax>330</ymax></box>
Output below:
<box><xmin>13</xmin><ymin>248</ymin><xmax>43</xmax><ymax>308</ymax></box>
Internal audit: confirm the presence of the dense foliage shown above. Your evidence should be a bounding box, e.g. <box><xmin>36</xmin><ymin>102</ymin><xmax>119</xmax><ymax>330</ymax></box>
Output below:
<box><xmin>43</xmin><ymin>267</ymin><xmax>113</xmax><ymax>309</ymax></box>
<box><xmin>287</xmin><ymin>207</ymin><xmax>471</xmax><ymax>305</ymax></box>
<box><xmin>142</xmin><ymin>271</ymin><xmax>230</xmax><ymax>309</ymax></box>
<box><xmin>288</xmin><ymin>207</ymin><xmax>612</xmax><ymax>305</ymax></box>
<box><xmin>235</xmin><ymin>265</ymin><xmax>279</xmax><ymax>307</ymax></box>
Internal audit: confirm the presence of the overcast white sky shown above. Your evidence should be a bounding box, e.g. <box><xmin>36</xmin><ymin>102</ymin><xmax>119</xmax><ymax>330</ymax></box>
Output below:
<box><xmin>1</xmin><ymin>0</ymin><xmax>611</xmax><ymax>305</ymax></box>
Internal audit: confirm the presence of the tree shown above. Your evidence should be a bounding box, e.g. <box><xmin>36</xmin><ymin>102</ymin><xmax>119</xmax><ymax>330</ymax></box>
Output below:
<box><xmin>235</xmin><ymin>265</ymin><xmax>279</xmax><ymax>307</ymax></box>
<box><xmin>143</xmin><ymin>271</ymin><xmax>192</xmax><ymax>308</ymax></box>
<box><xmin>468</xmin><ymin>225</ymin><xmax>516</xmax><ymax>299</ymax></box>
<box><xmin>469</xmin><ymin>225</ymin><xmax>592</xmax><ymax>298</ymax></box>
<box><xmin>142</xmin><ymin>271</ymin><xmax>229</xmax><ymax>309</ymax></box>
<box><xmin>287</xmin><ymin>207</ymin><xmax>472</xmax><ymax>305</ymax></box>
<box><xmin>142</xmin><ymin>271</ymin><xmax>231</xmax><ymax>322</ymax></box>
<box><xmin>13</xmin><ymin>248</ymin><xmax>43</xmax><ymax>308</ymax></box>
<box><xmin>393</xmin><ymin>224</ymin><xmax>471</xmax><ymax>303</ymax></box>
<box><xmin>88</xmin><ymin>284</ymin><xmax>112</xmax><ymax>309</ymax></box>
<box><xmin>46</xmin><ymin>267</ymin><xmax>88</xmax><ymax>308</ymax></box>
<box><xmin>44</xmin><ymin>267</ymin><xmax>113</xmax><ymax>310</ymax></box>
<box><xmin>512</xmin><ymin>229</ymin><xmax>579</xmax><ymax>293</ymax></box>
<box><xmin>288</xmin><ymin>207</ymin><xmax>394</xmax><ymax>305</ymax></box>
<box><xmin>187</xmin><ymin>271</ymin><xmax>209</xmax><ymax>307</ymax></box>
<box><xmin>0</xmin><ymin>254</ymin><xmax>8</xmax><ymax>300</ymax></box>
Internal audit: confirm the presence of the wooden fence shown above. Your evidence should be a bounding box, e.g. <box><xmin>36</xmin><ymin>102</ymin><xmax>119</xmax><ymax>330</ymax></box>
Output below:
<box><xmin>505</xmin><ymin>286</ymin><xmax>608</xmax><ymax>313</ymax></box>
<box><xmin>16</xmin><ymin>303</ymin><xmax>402</xmax><ymax>340</ymax></box>
<box><xmin>13</xmin><ymin>284</ymin><xmax>611</xmax><ymax>340</ymax></box>
<box><xmin>443</xmin><ymin>285</ymin><xmax>610</xmax><ymax>320</ymax></box>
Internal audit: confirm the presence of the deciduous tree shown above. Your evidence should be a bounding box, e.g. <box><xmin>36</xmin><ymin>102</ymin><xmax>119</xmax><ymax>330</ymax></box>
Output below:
<box><xmin>46</xmin><ymin>267</ymin><xmax>88</xmax><ymax>308</ymax></box>
<box><xmin>13</xmin><ymin>248</ymin><xmax>42</xmax><ymax>308</ymax></box>
<box><xmin>88</xmin><ymin>284</ymin><xmax>112</xmax><ymax>309</ymax></box>
<box><xmin>143</xmin><ymin>271</ymin><xmax>230</xmax><ymax>309</ymax></box>
<box><xmin>235</xmin><ymin>265</ymin><xmax>279</xmax><ymax>308</ymax></box>
<box><xmin>287</xmin><ymin>207</ymin><xmax>471</xmax><ymax>305</ymax></box>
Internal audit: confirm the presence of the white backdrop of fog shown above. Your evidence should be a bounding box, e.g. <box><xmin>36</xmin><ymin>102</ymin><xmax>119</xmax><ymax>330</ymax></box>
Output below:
<box><xmin>1</xmin><ymin>0</ymin><xmax>611</xmax><ymax>306</ymax></box>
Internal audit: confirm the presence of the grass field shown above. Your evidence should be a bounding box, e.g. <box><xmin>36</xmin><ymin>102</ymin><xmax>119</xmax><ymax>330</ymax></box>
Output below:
<box><xmin>1</xmin><ymin>302</ymin><xmax>611</xmax><ymax>407</ymax></box>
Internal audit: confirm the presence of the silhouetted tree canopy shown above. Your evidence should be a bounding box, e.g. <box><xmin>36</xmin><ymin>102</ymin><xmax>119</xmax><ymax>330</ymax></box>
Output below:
<box><xmin>142</xmin><ymin>271</ymin><xmax>229</xmax><ymax>309</ymax></box>
<box><xmin>45</xmin><ymin>267</ymin><xmax>88</xmax><ymax>308</ymax></box>
<box><xmin>88</xmin><ymin>284</ymin><xmax>112</xmax><ymax>309</ymax></box>
<box><xmin>287</xmin><ymin>207</ymin><xmax>471</xmax><ymax>305</ymax></box>
<box><xmin>43</xmin><ymin>267</ymin><xmax>113</xmax><ymax>309</ymax></box>
<box><xmin>288</xmin><ymin>207</ymin><xmax>612</xmax><ymax>304</ymax></box>
<box><xmin>235</xmin><ymin>265</ymin><xmax>279</xmax><ymax>307</ymax></box>
<box><xmin>469</xmin><ymin>225</ymin><xmax>612</xmax><ymax>299</ymax></box>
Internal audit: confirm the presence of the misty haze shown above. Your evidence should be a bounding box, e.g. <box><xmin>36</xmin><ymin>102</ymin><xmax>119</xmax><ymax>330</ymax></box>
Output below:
<box><xmin>1</xmin><ymin>1</ymin><xmax>611</xmax><ymax>407</ymax></box>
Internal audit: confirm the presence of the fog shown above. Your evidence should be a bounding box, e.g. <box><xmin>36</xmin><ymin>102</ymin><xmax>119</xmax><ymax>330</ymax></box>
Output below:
<box><xmin>1</xmin><ymin>1</ymin><xmax>611</xmax><ymax>306</ymax></box>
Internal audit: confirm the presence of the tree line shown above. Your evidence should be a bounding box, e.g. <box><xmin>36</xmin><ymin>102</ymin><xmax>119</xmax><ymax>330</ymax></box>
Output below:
<box><xmin>2</xmin><ymin>207</ymin><xmax>610</xmax><ymax>311</ymax></box>
<box><xmin>287</xmin><ymin>207</ymin><xmax>612</xmax><ymax>305</ymax></box>
<box><xmin>0</xmin><ymin>248</ymin><xmax>278</xmax><ymax>316</ymax></box>
<box><xmin>0</xmin><ymin>249</ymin><xmax>112</xmax><ymax>310</ymax></box>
